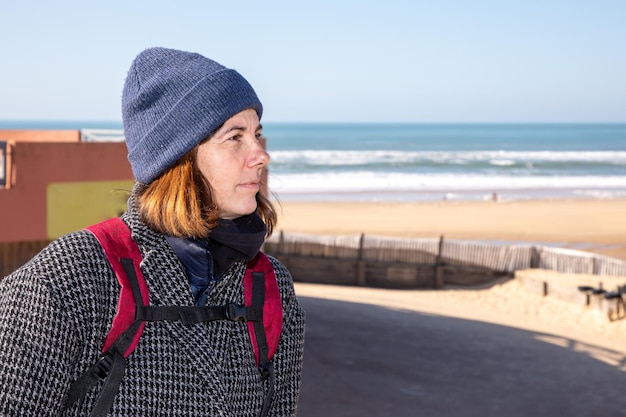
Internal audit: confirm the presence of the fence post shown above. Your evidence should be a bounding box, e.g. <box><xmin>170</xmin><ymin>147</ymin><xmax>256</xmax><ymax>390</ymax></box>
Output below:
<box><xmin>530</xmin><ymin>246</ymin><xmax>540</xmax><ymax>268</ymax></box>
<box><xmin>434</xmin><ymin>235</ymin><xmax>445</xmax><ymax>289</ymax></box>
<box><xmin>278</xmin><ymin>230</ymin><xmax>285</xmax><ymax>256</ymax></box>
<box><xmin>592</xmin><ymin>257</ymin><xmax>598</xmax><ymax>275</ymax></box>
<box><xmin>356</xmin><ymin>233</ymin><xmax>366</xmax><ymax>286</ymax></box>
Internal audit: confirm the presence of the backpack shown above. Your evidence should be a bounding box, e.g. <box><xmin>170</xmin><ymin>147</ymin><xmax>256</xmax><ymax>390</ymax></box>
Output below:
<box><xmin>63</xmin><ymin>218</ymin><xmax>283</xmax><ymax>417</ymax></box>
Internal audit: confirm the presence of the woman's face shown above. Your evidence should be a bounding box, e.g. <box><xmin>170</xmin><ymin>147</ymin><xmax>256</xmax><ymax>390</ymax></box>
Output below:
<box><xmin>196</xmin><ymin>109</ymin><xmax>269</xmax><ymax>220</ymax></box>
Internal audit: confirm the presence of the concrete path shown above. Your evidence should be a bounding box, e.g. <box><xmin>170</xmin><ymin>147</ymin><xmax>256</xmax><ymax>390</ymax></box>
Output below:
<box><xmin>295</xmin><ymin>293</ymin><xmax>626</xmax><ymax>417</ymax></box>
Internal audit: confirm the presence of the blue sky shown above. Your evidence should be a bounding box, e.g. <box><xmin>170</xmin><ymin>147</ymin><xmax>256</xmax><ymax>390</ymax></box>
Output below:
<box><xmin>1</xmin><ymin>0</ymin><xmax>624</xmax><ymax>123</ymax></box>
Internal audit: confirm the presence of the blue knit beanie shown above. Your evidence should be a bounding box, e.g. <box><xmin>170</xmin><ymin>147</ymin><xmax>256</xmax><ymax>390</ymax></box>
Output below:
<box><xmin>122</xmin><ymin>47</ymin><xmax>263</xmax><ymax>184</ymax></box>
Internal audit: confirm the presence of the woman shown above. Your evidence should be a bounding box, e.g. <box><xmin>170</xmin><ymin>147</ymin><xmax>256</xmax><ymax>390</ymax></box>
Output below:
<box><xmin>0</xmin><ymin>47</ymin><xmax>305</xmax><ymax>416</ymax></box>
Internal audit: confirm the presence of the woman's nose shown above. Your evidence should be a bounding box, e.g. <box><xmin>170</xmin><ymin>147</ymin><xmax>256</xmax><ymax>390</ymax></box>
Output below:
<box><xmin>249</xmin><ymin>139</ymin><xmax>270</xmax><ymax>167</ymax></box>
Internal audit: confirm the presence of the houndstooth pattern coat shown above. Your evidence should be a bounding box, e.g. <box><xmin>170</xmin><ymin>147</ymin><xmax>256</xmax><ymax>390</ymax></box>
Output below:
<box><xmin>0</xmin><ymin>196</ymin><xmax>305</xmax><ymax>416</ymax></box>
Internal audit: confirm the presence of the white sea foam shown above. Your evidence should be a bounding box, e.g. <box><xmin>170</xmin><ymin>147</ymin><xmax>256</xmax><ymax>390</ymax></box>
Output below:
<box><xmin>489</xmin><ymin>159</ymin><xmax>516</xmax><ymax>166</ymax></box>
<box><xmin>269</xmin><ymin>150</ymin><xmax>626</xmax><ymax>166</ymax></box>
<box><xmin>268</xmin><ymin>171</ymin><xmax>626</xmax><ymax>194</ymax></box>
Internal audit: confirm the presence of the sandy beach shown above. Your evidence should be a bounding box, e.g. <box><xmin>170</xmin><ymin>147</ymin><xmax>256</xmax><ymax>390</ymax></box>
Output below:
<box><xmin>274</xmin><ymin>198</ymin><xmax>626</xmax><ymax>261</ymax></box>
<box><xmin>277</xmin><ymin>197</ymin><xmax>626</xmax><ymax>358</ymax></box>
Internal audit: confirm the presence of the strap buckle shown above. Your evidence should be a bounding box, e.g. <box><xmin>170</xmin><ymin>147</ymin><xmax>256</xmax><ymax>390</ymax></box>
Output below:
<box><xmin>92</xmin><ymin>353</ymin><xmax>114</xmax><ymax>379</ymax></box>
<box><xmin>227</xmin><ymin>304</ymin><xmax>248</xmax><ymax>322</ymax></box>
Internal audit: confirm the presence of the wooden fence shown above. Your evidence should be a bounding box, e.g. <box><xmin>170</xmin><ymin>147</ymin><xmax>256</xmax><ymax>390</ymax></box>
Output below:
<box><xmin>263</xmin><ymin>232</ymin><xmax>626</xmax><ymax>289</ymax></box>
<box><xmin>0</xmin><ymin>241</ymin><xmax>50</xmax><ymax>278</ymax></box>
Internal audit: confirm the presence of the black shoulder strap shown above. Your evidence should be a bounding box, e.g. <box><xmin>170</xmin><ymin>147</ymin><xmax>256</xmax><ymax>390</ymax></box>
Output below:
<box><xmin>252</xmin><ymin>270</ymin><xmax>275</xmax><ymax>417</ymax></box>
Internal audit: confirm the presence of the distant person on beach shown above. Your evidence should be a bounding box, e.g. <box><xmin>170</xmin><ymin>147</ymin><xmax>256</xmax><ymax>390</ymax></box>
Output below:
<box><xmin>0</xmin><ymin>47</ymin><xmax>305</xmax><ymax>416</ymax></box>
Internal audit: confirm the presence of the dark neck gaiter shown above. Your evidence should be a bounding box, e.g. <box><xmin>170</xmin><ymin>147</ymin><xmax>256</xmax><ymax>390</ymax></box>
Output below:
<box><xmin>166</xmin><ymin>213</ymin><xmax>267</xmax><ymax>304</ymax></box>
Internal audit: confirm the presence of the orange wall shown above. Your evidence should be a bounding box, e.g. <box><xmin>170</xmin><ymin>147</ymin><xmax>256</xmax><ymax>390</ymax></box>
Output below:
<box><xmin>0</xmin><ymin>130</ymin><xmax>79</xmax><ymax>142</ymax></box>
<box><xmin>0</xmin><ymin>141</ymin><xmax>132</xmax><ymax>243</ymax></box>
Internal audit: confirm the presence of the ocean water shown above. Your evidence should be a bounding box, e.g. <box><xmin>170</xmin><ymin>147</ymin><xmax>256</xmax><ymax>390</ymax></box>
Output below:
<box><xmin>2</xmin><ymin>121</ymin><xmax>625</xmax><ymax>202</ymax></box>
<box><xmin>262</xmin><ymin>123</ymin><xmax>626</xmax><ymax>202</ymax></box>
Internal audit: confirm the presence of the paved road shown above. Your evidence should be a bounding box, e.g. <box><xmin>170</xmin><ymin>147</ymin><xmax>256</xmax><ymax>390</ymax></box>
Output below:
<box><xmin>296</xmin><ymin>295</ymin><xmax>626</xmax><ymax>417</ymax></box>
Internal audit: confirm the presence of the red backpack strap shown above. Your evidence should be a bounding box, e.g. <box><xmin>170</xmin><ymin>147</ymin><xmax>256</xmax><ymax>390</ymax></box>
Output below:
<box><xmin>87</xmin><ymin>217</ymin><xmax>149</xmax><ymax>358</ymax></box>
<box><xmin>244</xmin><ymin>252</ymin><xmax>282</xmax><ymax>417</ymax></box>
<box><xmin>244</xmin><ymin>252</ymin><xmax>283</xmax><ymax>365</ymax></box>
<box><xmin>64</xmin><ymin>218</ymin><xmax>149</xmax><ymax>415</ymax></box>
